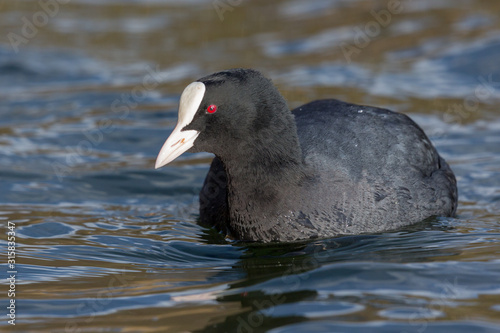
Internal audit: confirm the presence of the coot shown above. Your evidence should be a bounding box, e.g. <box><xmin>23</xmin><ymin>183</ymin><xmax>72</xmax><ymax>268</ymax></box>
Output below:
<box><xmin>155</xmin><ymin>69</ymin><xmax>457</xmax><ymax>242</ymax></box>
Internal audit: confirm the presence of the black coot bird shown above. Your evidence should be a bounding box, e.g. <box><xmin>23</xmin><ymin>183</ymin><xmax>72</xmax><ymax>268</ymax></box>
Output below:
<box><xmin>155</xmin><ymin>69</ymin><xmax>457</xmax><ymax>242</ymax></box>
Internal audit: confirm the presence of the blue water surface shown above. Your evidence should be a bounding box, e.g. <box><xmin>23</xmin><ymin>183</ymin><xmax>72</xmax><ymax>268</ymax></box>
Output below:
<box><xmin>0</xmin><ymin>1</ymin><xmax>499</xmax><ymax>332</ymax></box>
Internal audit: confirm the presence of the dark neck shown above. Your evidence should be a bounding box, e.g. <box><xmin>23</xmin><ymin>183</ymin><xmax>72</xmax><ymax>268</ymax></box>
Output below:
<box><xmin>221</xmin><ymin>137</ymin><xmax>304</xmax><ymax>202</ymax></box>
<box><xmin>217</xmin><ymin>110</ymin><xmax>306</xmax><ymax>239</ymax></box>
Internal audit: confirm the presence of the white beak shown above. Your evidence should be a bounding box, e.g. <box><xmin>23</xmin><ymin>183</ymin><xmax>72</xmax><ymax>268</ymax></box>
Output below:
<box><xmin>154</xmin><ymin>127</ymin><xmax>200</xmax><ymax>169</ymax></box>
<box><xmin>155</xmin><ymin>82</ymin><xmax>206</xmax><ymax>169</ymax></box>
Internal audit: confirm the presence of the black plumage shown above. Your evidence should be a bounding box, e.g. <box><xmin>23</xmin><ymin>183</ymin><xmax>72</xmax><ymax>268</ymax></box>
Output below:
<box><xmin>160</xmin><ymin>68</ymin><xmax>457</xmax><ymax>242</ymax></box>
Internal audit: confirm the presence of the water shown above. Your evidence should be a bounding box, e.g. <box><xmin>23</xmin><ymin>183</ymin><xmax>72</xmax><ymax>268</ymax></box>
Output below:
<box><xmin>1</xmin><ymin>1</ymin><xmax>500</xmax><ymax>332</ymax></box>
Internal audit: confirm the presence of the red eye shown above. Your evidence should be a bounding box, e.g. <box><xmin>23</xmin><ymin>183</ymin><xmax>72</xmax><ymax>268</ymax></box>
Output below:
<box><xmin>207</xmin><ymin>104</ymin><xmax>217</xmax><ymax>114</ymax></box>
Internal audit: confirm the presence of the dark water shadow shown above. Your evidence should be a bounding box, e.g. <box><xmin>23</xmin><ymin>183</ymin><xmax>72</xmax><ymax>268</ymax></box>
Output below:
<box><xmin>187</xmin><ymin>217</ymin><xmax>466</xmax><ymax>333</ymax></box>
